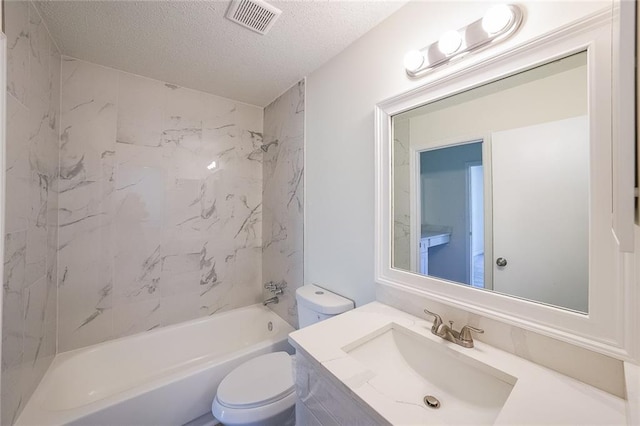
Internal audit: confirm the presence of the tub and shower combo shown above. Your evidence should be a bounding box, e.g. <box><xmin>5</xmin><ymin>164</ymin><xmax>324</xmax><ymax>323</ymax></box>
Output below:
<box><xmin>16</xmin><ymin>284</ymin><xmax>355</xmax><ymax>426</ymax></box>
<box><xmin>16</xmin><ymin>305</ymin><xmax>294</xmax><ymax>426</ymax></box>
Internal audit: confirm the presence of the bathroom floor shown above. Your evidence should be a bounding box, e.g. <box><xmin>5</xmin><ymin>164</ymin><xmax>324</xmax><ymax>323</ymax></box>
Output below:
<box><xmin>182</xmin><ymin>412</ymin><xmax>219</xmax><ymax>426</ymax></box>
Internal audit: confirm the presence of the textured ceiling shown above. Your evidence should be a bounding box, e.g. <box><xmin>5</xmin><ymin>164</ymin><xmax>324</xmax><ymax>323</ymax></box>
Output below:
<box><xmin>35</xmin><ymin>0</ymin><xmax>408</xmax><ymax>107</ymax></box>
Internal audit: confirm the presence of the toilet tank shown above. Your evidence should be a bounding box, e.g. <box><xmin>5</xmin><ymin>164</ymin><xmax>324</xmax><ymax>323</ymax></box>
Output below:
<box><xmin>296</xmin><ymin>284</ymin><xmax>354</xmax><ymax>328</ymax></box>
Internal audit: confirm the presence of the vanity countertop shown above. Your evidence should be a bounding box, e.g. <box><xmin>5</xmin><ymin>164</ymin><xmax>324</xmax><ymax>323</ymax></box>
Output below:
<box><xmin>420</xmin><ymin>225</ymin><xmax>451</xmax><ymax>240</ymax></box>
<box><xmin>420</xmin><ymin>231</ymin><xmax>450</xmax><ymax>239</ymax></box>
<box><xmin>288</xmin><ymin>302</ymin><xmax>627</xmax><ymax>425</ymax></box>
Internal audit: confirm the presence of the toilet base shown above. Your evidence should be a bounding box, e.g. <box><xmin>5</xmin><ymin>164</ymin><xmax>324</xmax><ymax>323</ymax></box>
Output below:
<box><xmin>211</xmin><ymin>392</ymin><xmax>295</xmax><ymax>426</ymax></box>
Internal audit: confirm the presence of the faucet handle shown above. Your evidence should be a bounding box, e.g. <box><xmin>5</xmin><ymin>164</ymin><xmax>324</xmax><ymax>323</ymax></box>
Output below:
<box><xmin>264</xmin><ymin>281</ymin><xmax>282</xmax><ymax>295</ymax></box>
<box><xmin>423</xmin><ymin>309</ymin><xmax>443</xmax><ymax>332</ymax></box>
<box><xmin>459</xmin><ymin>325</ymin><xmax>484</xmax><ymax>347</ymax></box>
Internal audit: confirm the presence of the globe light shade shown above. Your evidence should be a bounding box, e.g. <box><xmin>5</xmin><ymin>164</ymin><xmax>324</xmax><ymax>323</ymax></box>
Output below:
<box><xmin>438</xmin><ymin>30</ymin><xmax>463</xmax><ymax>55</ymax></box>
<box><xmin>403</xmin><ymin>50</ymin><xmax>425</xmax><ymax>72</ymax></box>
<box><xmin>482</xmin><ymin>4</ymin><xmax>514</xmax><ymax>35</ymax></box>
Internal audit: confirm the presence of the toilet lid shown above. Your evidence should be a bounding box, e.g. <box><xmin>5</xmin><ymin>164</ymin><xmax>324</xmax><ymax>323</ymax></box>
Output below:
<box><xmin>216</xmin><ymin>352</ymin><xmax>294</xmax><ymax>409</ymax></box>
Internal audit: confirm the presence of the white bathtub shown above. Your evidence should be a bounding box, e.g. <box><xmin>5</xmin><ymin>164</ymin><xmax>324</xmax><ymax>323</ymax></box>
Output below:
<box><xmin>16</xmin><ymin>304</ymin><xmax>295</xmax><ymax>426</ymax></box>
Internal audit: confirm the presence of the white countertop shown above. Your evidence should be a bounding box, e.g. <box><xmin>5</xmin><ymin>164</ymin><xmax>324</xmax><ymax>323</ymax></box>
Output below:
<box><xmin>421</xmin><ymin>231</ymin><xmax>450</xmax><ymax>239</ymax></box>
<box><xmin>289</xmin><ymin>302</ymin><xmax>627</xmax><ymax>425</ymax></box>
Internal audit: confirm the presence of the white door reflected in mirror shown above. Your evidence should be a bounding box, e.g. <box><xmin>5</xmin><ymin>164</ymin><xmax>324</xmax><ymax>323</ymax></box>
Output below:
<box><xmin>491</xmin><ymin>117</ymin><xmax>588</xmax><ymax>313</ymax></box>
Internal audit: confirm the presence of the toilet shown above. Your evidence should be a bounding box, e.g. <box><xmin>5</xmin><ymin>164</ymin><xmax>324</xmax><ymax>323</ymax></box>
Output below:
<box><xmin>211</xmin><ymin>284</ymin><xmax>354</xmax><ymax>426</ymax></box>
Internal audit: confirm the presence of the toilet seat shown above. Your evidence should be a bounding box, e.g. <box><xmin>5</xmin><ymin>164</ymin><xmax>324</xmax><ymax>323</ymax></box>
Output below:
<box><xmin>216</xmin><ymin>352</ymin><xmax>294</xmax><ymax>409</ymax></box>
<box><xmin>212</xmin><ymin>389</ymin><xmax>296</xmax><ymax>426</ymax></box>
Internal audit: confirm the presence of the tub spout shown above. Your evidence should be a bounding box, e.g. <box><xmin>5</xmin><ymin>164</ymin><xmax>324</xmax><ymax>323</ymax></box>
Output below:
<box><xmin>263</xmin><ymin>296</ymin><xmax>279</xmax><ymax>306</ymax></box>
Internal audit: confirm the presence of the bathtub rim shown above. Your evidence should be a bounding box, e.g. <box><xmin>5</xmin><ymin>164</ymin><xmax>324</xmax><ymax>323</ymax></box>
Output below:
<box><xmin>58</xmin><ymin>303</ymin><xmax>292</xmax><ymax>358</ymax></box>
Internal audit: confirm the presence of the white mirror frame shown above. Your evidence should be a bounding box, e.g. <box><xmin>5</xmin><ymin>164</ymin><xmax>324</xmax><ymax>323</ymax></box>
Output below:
<box><xmin>374</xmin><ymin>9</ymin><xmax>637</xmax><ymax>361</ymax></box>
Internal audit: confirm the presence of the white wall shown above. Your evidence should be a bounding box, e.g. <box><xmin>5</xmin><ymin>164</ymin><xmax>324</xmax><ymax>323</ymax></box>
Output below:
<box><xmin>305</xmin><ymin>0</ymin><xmax>608</xmax><ymax>306</ymax></box>
<box><xmin>408</xmin><ymin>60</ymin><xmax>587</xmax><ymax>147</ymax></box>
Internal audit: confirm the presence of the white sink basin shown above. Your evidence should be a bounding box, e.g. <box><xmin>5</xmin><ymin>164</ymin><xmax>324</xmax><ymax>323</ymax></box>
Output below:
<box><xmin>343</xmin><ymin>323</ymin><xmax>517</xmax><ymax>425</ymax></box>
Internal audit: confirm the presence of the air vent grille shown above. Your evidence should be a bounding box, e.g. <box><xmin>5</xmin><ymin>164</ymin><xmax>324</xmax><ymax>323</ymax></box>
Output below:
<box><xmin>226</xmin><ymin>0</ymin><xmax>282</xmax><ymax>35</ymax></box>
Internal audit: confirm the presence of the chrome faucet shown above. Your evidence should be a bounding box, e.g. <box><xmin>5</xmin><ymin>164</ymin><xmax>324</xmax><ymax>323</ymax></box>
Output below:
<box><xmin>263</xmin><ymin>296</ymin><xmax>279</xmax><ymax>306</ymax></box>
<box><xmin>264</xmin><ymin>281</ymin><xmax>285</xmax><ymax>295</ymax></box>
<box><xmin>423</xmin><ymin>309</ymin><xmax>484</xmax><ymax>348</ymax></box>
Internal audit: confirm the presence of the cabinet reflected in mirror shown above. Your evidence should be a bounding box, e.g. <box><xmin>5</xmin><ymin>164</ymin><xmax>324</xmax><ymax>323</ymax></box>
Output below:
<box><xmin>392</xmin><ymin>51</ymin><xmax>588</xmax><ymax>313</ymax></box>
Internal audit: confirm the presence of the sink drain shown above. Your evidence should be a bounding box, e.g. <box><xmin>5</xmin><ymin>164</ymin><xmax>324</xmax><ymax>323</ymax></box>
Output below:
<box><xmin>423</xmin><ymin>395</ymin><xmax>440</xmax><ymax>409</ymax></box>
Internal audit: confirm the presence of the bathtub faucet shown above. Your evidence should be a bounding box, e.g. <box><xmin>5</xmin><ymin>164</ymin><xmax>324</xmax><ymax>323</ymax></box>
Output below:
<box><xmin>263</xmin><ymin>296</ymin><xmax>279</xmax><ymax>306</ymax></box>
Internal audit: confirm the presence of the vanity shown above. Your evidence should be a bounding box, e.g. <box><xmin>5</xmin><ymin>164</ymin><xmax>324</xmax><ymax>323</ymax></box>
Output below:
<box><xmin>375</xmin><ymin>0</ymin><xmax>637</xmax><ymax>388</ymax></box>
<box><xmin>288</xmin><ymin>302</ymin><xmax>627</xmax><ymax>425</ymax></box>
<box><xmin>290</xmin><ymin>1</ymin><xmax>638</xmax><ymax>424</ymax></box>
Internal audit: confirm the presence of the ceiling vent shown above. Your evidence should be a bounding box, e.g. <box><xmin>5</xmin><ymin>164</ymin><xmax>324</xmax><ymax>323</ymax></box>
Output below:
<box><xmin>226</xmin><ymin>0</ymin><xmax>282</xmax><ymax>35</ymax></box>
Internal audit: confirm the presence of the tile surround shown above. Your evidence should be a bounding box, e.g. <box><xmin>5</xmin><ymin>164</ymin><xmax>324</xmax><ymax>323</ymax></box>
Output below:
<box><xmin>3</xmin><ymin>2</ymin><xmax>61</xmax><ymax>424</ymax></box>
<box><xmin>262</xmin><ymin>80</ymin><xmax>305</xmax><ymax>327</ymax></box>
<box><xmin>392</xmin><ymin>119</ymin><xmax>410</xmax><ymax>271</ymax></box>
<box><xmin>6</xmin><ymin>0</ymin><xmax>30</xmax><ymax>106</ymax></box>
<box><xmin>58</xmin><ymin>58</ymin><xmax>265</xmax><ymax>351</ymax></box>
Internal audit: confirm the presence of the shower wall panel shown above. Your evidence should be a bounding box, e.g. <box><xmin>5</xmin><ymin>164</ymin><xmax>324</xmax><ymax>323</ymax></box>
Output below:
<box><xmin>58</xmin><ymin>58</ymin><xmax>264</xmax><ymax>351</ymax></box>
<box><xmin>2</xmin><ymin>2</ymin><xmax>61</xmax><ymax>424</ymax></box>
<box><xmin>262</xmin><ymin>80</ymin><xmax>305</xmax><ymax>327</ymax></box>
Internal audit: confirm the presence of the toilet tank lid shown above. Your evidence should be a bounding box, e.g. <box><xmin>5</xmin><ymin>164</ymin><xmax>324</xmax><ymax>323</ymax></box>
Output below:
<box><xmin>295</xmin><ymin>284</ymin><xmax>354</xmax><ymax>315</ymax></box>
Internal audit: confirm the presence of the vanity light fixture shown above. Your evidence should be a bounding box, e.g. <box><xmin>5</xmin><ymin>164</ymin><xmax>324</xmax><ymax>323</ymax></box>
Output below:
<box><xmin>404</xmin><ymin>3</ymin><xmax>522</xmax><ymax>77</ymax></box>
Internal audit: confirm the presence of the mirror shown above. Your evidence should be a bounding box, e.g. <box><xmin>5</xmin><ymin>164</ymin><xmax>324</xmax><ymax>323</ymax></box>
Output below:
<box><xmin>392</xmin><ymin>52</ymin><xmax>589</xmax><ymax>313</ymax></box>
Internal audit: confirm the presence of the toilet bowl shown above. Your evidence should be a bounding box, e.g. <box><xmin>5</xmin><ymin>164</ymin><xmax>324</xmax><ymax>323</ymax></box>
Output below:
<box><xmin>212</xmin><ymin>285</ymin><xmax>354</xmax><ymax>425</ymax></box>
<box><xmin>212</xmin><ymin>352</ymin><xmax>295</xmax><ymax>426</ymax></box>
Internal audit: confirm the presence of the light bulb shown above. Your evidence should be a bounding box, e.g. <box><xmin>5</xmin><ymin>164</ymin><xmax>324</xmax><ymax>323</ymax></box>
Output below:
<box><xmin>403</xmin><ymin>50</ymin><xmax>425</xmax><ymax>73</ymax></box>
<box><xmin>438</xmin><ymin>30</ymin><xmax>463</xmax><ymax>56</ymax></box>
<box><xmin>482</xmin><ymin>4</ymin><xmax>513</xmax><ymax>35</ymax></box>
<box><xmin>207</xmin><ymin>160</ymin><xmax>217</xmax><ymax>170</ymax></box>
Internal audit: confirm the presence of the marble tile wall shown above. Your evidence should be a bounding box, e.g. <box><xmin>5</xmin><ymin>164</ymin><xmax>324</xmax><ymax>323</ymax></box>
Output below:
<box><xmin>262</xmin><ymin>81</ymin><xmax>305</xmax><ymax>327</ymax></box>
<box><xmin>58</xmin><ymin>58</ymin><xmax>264</xmax><ymax>351</ymax></box>
<box><xmin>392</xmin><ymin>119</ymin><xmax>410</xmax><ymax>271</ymax></box>
<box><xmin>3</xmin><ymin>2</ymin><xmax>61</xmax><ymax>424</ymax></box>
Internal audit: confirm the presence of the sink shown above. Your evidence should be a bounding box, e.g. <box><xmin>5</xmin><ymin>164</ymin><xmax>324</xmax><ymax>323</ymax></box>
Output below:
<box><xmin>343</xmin><ymin>323</ymin><xmax>517</xmax><ymax>425</ymax></box>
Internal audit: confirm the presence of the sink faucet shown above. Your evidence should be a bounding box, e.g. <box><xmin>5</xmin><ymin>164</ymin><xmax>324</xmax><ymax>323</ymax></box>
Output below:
<box><xmin>424</xmin><ymin>309</ymin><xmax>484</xmax><ymax>348</ymax></box>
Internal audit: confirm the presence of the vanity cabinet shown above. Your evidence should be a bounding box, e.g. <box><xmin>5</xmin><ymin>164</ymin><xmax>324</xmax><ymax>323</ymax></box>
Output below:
<box><xmin>294</xmin><ymin>352</ymin><xmax>387</xmax><ymax>426</ymax></box>
<box><xmin>419</xmin><ymin>231</ymin><xmax>451</xmax><ymax>275</ymax></box>
<box><xmin>289</xmin><ymin>303</ymin><xmax>627</xmax><ymax>425</ymax></box>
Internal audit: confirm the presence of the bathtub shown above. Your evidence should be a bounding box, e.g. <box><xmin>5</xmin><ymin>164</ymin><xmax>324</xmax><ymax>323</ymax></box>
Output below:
<box><xmin>16</xmin><ymin>304</ymin><xmax>295</xmax><ymax>426</ymax></box>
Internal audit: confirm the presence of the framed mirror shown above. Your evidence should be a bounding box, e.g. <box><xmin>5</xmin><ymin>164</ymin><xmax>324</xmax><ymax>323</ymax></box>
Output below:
<box><xmin>374</xmin><ymin>9</ymin><xmax>635</xmax><ymax>359</ymax></box>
